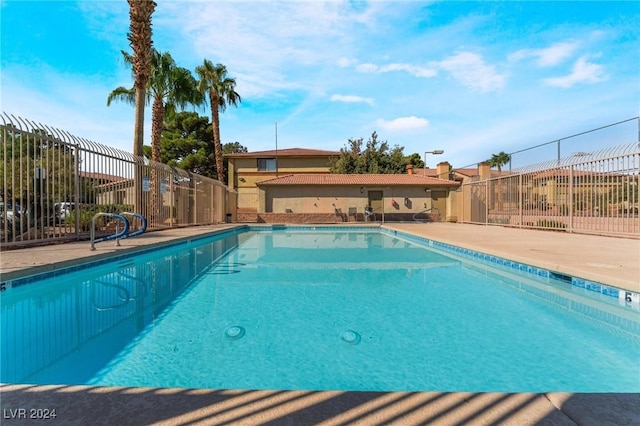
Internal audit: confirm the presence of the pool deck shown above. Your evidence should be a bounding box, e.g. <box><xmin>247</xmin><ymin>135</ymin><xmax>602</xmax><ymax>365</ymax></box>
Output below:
<box><xmin>1</xmin><ymin>222</ymin><xmax>639</xmax><ymax>425</ymax></box>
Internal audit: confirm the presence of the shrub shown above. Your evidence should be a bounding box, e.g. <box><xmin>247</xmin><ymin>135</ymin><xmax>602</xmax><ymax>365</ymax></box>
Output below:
<box><xmin>536</xmin><ymin>219</ymin><xmax>566</xmax><ymax>229</ymax></box>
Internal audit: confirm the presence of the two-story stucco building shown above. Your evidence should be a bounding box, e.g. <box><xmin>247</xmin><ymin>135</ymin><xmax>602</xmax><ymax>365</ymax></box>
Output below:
<box><xmin>226</xmin><ymin>147</ymin><xmax>461</xmax><ymax>223</ymax></box>
<box><xmin>225</xmin><ymin>148</ymin><xmax>341</xmax><ymax>221</ymax></box>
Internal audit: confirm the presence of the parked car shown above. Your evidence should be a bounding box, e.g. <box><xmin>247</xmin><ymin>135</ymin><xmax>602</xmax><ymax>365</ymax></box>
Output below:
<box><xmin>0</xmin><ymin>202</ymin><xmax>25</xmax><ymax>220</ymax></box>
<box><xmin>54</xmin><ymin>202</ymin><xmax>75</xmax><ymax>221</ymax></box>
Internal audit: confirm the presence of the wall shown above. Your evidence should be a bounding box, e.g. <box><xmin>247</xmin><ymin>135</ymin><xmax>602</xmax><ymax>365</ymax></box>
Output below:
<box><xmin>258</xmin><ymin>185</ymin><xmax>449</xmax><ymax>222</ymax></box>
<box><xmin>229</xmin><ymin>156</ymin><xmax>334</xmax><ymax>212</ymax></box>
<box><xmin>236</xmin><ymin>212</ymin><xmax>440</xmax><ymax>223</ymax></box>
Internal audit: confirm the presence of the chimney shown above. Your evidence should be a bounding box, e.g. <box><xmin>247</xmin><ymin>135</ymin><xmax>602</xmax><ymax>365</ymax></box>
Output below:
<box><xmin>478</xmin><ymin>162</ymin><xmax>491</xmax><ymax>180</ymax></box>
<box><xmin>406</xmin><ymin>164</ymin><xmax>414</xmax><ymax>175</ymax></box>
<box><xmin>436</xmin><ymin>161</ymin><xmax>450</xmax><ymax>180</ymax></box>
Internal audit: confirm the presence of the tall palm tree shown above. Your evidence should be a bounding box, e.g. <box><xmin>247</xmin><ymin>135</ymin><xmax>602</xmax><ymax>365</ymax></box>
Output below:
<box><xmin>127</xmin><ymin>0</ymin><xmax>156</xmax><ymax>217</ymax></box>
<box><xmin>127</xmin><ymin>0</ymin><xmax>156</xmax><ymax>157</ymax></box>
<box><xmin>195</xmin><ymin>60</ymin><xmax>241</xmax><ymax>182</ymax></box>
<box><xmin>108</xmin><ymin>49</ymin><xmax>198</xmax><ymax>226</ymax></box>
<box><xmin>107</xmin><ymin>49</ymin><xmax>199</xmax><ymax>163</ymax></box>
<box><xmin>488</xmin><ymin>151</ymin><xmax>511</xmax><ymax>173</ymax></box>
<box><xmin>488</xmin><ymin>151</ymin><xmax>511</xmax><ymax>213</ymax></box>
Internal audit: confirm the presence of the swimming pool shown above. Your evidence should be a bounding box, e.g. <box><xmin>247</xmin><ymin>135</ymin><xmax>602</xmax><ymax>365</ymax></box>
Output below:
<box><xmin>1</xmin><ymin>226</ymin><xmax>639</xmax><ymax>392</ymax></box>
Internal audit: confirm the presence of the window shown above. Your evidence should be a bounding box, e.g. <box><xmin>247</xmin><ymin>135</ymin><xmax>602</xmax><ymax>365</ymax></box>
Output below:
<box><xmin>257</xmin><ymin>158</ymin><xmax>277</xmax><ymax>171</ymax></box>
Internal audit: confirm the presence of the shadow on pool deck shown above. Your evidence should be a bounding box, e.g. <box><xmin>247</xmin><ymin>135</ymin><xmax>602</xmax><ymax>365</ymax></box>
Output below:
<box><xmin>1</xmin><ymin>223</ymin><xmax>639</xmax><ymax>425</ymax></box>
<box><xmin>2</xmin><ymin>384</ymin><xmax>639</xmax><ymax>425</ymax></box>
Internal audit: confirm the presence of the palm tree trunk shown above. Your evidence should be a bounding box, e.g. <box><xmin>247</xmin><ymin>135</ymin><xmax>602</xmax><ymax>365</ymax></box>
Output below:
<box><xmin>133</xmin><ymin>85</ymin><xmax>147</xmax><ymax>215</ymax></box>
<box><xmin>133</xmin><ymin>88</ymin><xmax>147</xmax><ymax>157</ymax></box>
<box><xmin>128</xmin><ymin>0</ymin><xmax>156</xmax><ymax>215</ymax></box>
<box><xmin>210</xmin><ymin>91</ymin><xmax>224</xmax><ymax>182</ymax></box>
<box><xmin>149</xmin><ymin>96</ymin><xmax>164</xmax><ymax>226</ymax></box>
<box><xmin>151</xmin><ymin>96</ymin><xmax>164</xmax><ymax>162</ymax></box>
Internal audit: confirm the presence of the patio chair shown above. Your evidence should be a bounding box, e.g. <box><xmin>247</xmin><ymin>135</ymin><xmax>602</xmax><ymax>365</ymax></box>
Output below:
<box><xmin>364</xmin><ymin>206</ymin><xmax>376</xmax><ymax>221</ymax></box>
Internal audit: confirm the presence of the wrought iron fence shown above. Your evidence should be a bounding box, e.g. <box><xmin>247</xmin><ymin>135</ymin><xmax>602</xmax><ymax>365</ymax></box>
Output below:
<box><xmin>458</xmin><ymin>143</ymin><xmax>640</xmax><ymax>237</ymax></box>
<box><xmin>1</xmin><ymin>113</ymin><xmax>231</xmax><ymax>248</ymax></box>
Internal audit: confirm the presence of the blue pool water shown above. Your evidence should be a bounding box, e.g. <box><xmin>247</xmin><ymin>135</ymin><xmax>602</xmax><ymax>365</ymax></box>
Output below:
<box><xmin>1</xmin><ymin>227</ymin><xmax>639</xmax><ymax>392</ymax></box>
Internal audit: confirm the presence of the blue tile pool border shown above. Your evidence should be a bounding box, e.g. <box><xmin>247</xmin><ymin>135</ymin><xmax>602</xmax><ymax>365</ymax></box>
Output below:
<box><xmin>1</xmin><ymin>225</ymin><xmax>378</xmax><ymax>289</ymax></box>
<box><xmin>379</xmin><ymin>227</ymin><xmax>640</xmax><ymax>307</ymax></box>
<box><xmin>2</xmin><ymin>226</ymin><xmax>247</xmax><ymax>290</ymax></box>
<box><xmin>3</xmin><ymin>224</ymin><xmax>638</xmax><ymax>309</ymax></box>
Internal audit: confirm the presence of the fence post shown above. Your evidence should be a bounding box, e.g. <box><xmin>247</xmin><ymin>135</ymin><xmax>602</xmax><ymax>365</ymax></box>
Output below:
<box><xmin>485</xmin><ymin>180</ymin><xmax>489</xmax><ymax>225</ymax></box>
<box><xmin>518</xmin><ymin>173</ymin><xmax>523</xmax><ymax>228</ymax></box>
<box><xmin>74</xmin><ymin>145</ymin><xmax>81</xmax><ymax>240</ymax></box>
<box><xmin>170</xmin><ymin>171</ymin><xmax>174</xmax><ymax>227</ymax></box>
<box><xmin>568</xmin><ymin>165</ymin><xmax>574</xmax><ymax>233</ymax></box>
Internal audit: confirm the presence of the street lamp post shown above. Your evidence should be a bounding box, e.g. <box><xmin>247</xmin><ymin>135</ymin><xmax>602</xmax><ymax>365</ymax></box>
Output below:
<box><xmin>423</xmin><ymin>150</ymin><xmax>444</xmax><ymax>176</ymax></box>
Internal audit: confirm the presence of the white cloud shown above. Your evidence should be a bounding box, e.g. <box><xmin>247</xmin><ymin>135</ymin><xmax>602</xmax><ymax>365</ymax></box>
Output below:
<box><xmin>434</xmin><ymin>52</ymin><xmax>506</xmax><ymax>92</ymax></box>
<box><xmin>375</xmin><ymin>116</ymin><xmax>429</xmax><ymax>132</ymax></box>
<box><xmin>337</xmin><ymin>57</ymin><xmax>358</xmax><ymax>68</ymax></box>
<box><xmin>509</xmin><ymin>41</ymin><xmax>579</xmax><ymax>67</ymax></box>
<box><xmin>380</xmin><ymin>63</ymin><xmax>437</xmax><ymax>78</ymax></box>
<box><xmin>543</xmin><ymin>56</ymin><xmax>607</xmax><ymax>88</ymax></box>
<box><xmin>159</xmin><ymin>1</ymin><xmax>383</xmax><ymax>98</ymax></box>
<box><xmin>355</xmin><ymin>62</ymin><xmax>437</xmax><ymax>78</ymax></box>
<box><xmin>331</xmin><ymin>94</ymin><xmax>375</xmax><ymax>106</ymax></box>
<box><xmin>356</xmin><ymin>63</ymin><xmax>380</xmax><ymax>73</ymax></box>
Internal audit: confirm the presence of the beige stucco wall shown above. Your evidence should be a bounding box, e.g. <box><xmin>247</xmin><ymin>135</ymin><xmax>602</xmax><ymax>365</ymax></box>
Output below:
<box><xmin>258</xmin><ymin>185</ymin><xmax>451</xmax><ymax>221</ymax></box>
<box><xmin>228</xmin><ymin>156</ymin><xmax>334</xmax><ymax>213</ymax></box>
<box><xmin>446</xmin><ymin>189</ymin><xmax>458</xmax><ymax>222</ymax></box>
<box><xmin>237</xmin><ymin>187</ymin><xmax>258</xmax><ymax>211</ymax></box>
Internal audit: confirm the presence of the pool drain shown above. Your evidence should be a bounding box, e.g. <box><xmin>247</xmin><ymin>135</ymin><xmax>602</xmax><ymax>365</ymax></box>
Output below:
<box><xmin>340</xmin><ymin>330</ymin><xmax>361</xmax><ymax>345</ymax></box>
<box><xmin>225</xmin><ymin>326</ymin><xmax>245</xmax><ymax>340</ymax></box>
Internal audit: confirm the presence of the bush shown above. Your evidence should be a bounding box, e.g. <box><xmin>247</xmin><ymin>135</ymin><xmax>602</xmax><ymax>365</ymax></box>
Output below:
<box><xmin>67</xmin><ymin>204</ymin><xmax>133</xmax><ymax>231</ymax></box>
<box><xmin>536</xmin><ymin>219</ymin><xmax>566</xmax><ymax>229</ymax></box>
<box><xmin>559</xmin><ymin>204</ymin><xmax>569</xmax><ymax>216</ymax></box>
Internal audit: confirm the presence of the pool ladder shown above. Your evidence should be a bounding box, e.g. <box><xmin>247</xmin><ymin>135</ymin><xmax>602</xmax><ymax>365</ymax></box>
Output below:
<box><xmin>90</xmin><ymin>212</ymin><xmax>147</xmax><ymax>251</ymax></box>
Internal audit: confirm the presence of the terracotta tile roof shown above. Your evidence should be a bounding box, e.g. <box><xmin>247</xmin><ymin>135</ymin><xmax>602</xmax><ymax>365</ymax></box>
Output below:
<box><xmin>257</xmin><ymin>174</ymin><xmax>460</xmax><ymax>186</ymax></box>
<box><xmin>417</xmin><ymin>168</ymin><xmax>440</xmax><ymax>177</ymax></box>
<box><xmin>225</xmin><ymin>148</ymin><xmax>340</xmax><ymax>158</ymax></box>
<box><xmin>79</xmin><ymin>171</ymin><xmax>127</xmax><ymax>182</ymax></box>
<box><xmin>438</xmin><ymin>168</ymin><xmax>515</xmax><ymax>178</ymax></box>
<box><xmin>450</xmin><ymin>168</ymin><xmax>480</xmax><ymax>177</ymax></box>
<box><xmin>417</xmin><ymin>168</ymin><xmax>474</xmax><ymax>179</ymax></box>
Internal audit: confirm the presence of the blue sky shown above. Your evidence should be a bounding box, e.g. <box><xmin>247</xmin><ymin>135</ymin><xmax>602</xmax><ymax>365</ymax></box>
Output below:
<box><xmin>2</xmin><ymin>1</ymin><xmax>639</xmax><ymax>170</ymax></box>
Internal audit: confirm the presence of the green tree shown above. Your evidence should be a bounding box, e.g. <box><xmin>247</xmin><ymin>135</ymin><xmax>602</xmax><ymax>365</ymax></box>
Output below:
<box><xmin>159</xmin><ymin>111</ymin><xmax>215</xmax><ymax>176</ymax></box>
<box><xmin>108</xmin><ymin>49</ymin><xmax>199</xmax><ymax>163</ymax></box>
<box><xmin>0</xmin><ymin>127</ymin><xmax>78</xmax><ymax>239</ymax></box>
<box><xmin>488</xmin><ymin>151</ymin><xmax>511</xmax><ymax>172</ymax></box>
<box><xmin>108</xmin><ymin>48</ymin><xmax>198</xmax><ymax>224</ymax></box>
<box><xmin>330</xmin><ymin>131</ymin><xmax>415</xmax><ymax>174</ymax></box>
<box><xmin>195</xmin><ymin>60</ymin><xmax>242</xmax><ymax>182</ymax></box>
<box><xmin>159</xmin><ymin>111</ymin><xmax>247</xmax><ymax>183</ymax></box>
<box><xmin>405</xmin><ymin>153</ymin><xmax>425</xmax><ymax>168</ymax></box>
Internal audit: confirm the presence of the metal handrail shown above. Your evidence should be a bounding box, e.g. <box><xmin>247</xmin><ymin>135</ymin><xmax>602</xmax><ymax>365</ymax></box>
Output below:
<box><xmin>119</xmin><ymin>212</ymin><xmax>148</xmax><ymax>239</ymax></box>
<box><xmin>90</xmin><ymin>213</ymin><xmax>129</xmax><ymax>251</ymax></box>
<box><xmin>413</xmin><ymin>207</ymin><xmax>440</xmax><ymax>223</ymax></box>
<box><xmin>90</xmin><ymin>280</ymin><xmax>131</xmax><ymax>311</ymax></box>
